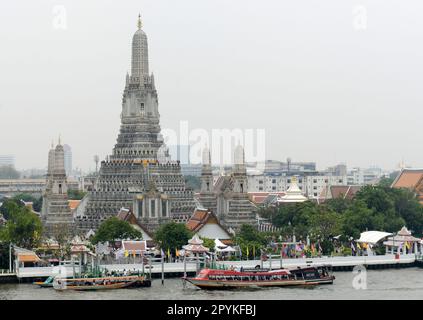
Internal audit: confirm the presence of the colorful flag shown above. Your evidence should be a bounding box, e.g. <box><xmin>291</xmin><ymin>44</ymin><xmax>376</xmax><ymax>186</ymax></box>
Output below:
<box><xmin>124</xmin><ymin>250</ymin><xmax>129</xmax><ymax>257</ymax></box>
<box><xmin>176</xmin><ymin>249</ymin><xmax>179</xmax><ymax>257</ymax></box>
<box><xmin>246</xmin><ymin>246</ymin><xmax>249</xmax><ymax>257</ymax></box>
<box><xmin>356</xmin><ymin>243</ymin><xmax>361</xmax><ymax>250</ymax></box>
<box><xmin>167</xmin><ymin>248</ymin><xmax>171</xmax><ymax>259</ymax></box>
<box><xmin>160</xmin><ymin>248</ymin><xmax>165</xmax><ymax>257</ymax></box>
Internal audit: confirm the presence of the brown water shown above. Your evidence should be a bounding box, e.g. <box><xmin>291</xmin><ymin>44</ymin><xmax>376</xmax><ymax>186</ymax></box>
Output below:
<box><xmin>1</xmin><ymin>268</ymin><xmax>423</xmax><ymax>300</ymax></box>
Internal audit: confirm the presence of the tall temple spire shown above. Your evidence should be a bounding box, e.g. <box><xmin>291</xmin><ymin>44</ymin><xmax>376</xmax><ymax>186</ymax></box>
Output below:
<box><xmin>131</xmin><ymin>13</ymin><xmax>149</xmax><ymax>79</ymax></box>
<box><xmin>77</xmin><ymin>13</ymin><xmax>196</xmax><ymax>234</ymax></box>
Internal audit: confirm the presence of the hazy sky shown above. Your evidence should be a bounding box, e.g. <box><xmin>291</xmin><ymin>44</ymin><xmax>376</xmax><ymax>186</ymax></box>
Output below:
<box><xmin>0</xmin><ymin>0</ymin><xmax>422</xmax><ymax>172</ymax></box>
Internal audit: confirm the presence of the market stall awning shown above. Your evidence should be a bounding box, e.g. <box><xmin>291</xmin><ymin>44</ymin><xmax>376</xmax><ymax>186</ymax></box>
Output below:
<box><xmin>214</xmin><ymin>239</ymin><xmax>236</xmax><ymax>252</ymax></box>
<box><xmin>356</xmin><ymin>231</ymin><xmax>393</xmax><ymax>245</ymax></box>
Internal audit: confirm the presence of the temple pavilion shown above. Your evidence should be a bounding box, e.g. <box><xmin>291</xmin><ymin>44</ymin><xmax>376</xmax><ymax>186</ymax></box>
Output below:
<box><xmin>383</xmin><ymin>226</ymin><xmax>423</xmax><ymax>255</ymax></box>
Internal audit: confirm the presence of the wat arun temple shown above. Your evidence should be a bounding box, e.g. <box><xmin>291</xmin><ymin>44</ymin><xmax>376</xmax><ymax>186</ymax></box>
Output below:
<box><xmin>74</xmin><ymin>16</ymin><xmax>197</xmax><ymax>233</ymax></box>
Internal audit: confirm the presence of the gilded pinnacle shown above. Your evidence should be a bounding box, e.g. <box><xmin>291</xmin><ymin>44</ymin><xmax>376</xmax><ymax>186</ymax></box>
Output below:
<box><xmin>137</xmin><ymin>13</ymin><xmax>142</xmax><ymax>29</ymax></box>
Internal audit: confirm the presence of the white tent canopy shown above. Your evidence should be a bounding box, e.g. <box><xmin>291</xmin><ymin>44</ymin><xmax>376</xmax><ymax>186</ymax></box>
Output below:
<box><xmin>214</xmin><ymin>239</ymin><xmax>236</xmax><ymax>253</ymax></box>
<box><xmin>356</xmin><ymin>231</ymin><xmax>393</xmax><ymax>245</ymax></box>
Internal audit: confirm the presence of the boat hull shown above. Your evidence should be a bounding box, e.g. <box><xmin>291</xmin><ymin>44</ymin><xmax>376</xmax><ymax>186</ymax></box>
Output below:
<box><xmin>34</xmin><ymin>282</ymin><xmax>54</xmax><ymax>288</ymax></box>
<box><xmin>184</xmin><ymin>277</ymin><xmax>334</xmax><ymax>290</ymax></box>
<box><xmin>62</xmin><ymin>281</ymin><xmax>135</xmax><ymax>291</ymax></box>
<box><xmin>54</xmin><ymin>276</ymin><xmax>151</xmax><ymax>291</ymax></box>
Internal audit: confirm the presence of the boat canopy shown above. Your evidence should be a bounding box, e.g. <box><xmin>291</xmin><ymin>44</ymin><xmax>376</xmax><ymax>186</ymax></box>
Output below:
<box><xmin>356</xmin><ymin>231</ymin><xmax>393</xmax><ymax>245</ymax></box>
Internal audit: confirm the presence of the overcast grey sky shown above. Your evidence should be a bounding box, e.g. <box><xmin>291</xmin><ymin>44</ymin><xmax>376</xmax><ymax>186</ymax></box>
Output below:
<box><xmin>0</xmin><ymin>0</ymin><xmax>422</xmax><ymax>172</ymax></box>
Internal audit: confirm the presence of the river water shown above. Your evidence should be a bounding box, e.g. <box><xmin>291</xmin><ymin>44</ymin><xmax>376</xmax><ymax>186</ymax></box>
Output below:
<box><xmin>1</xmin><ymin>268</ymin><xmax>422</xmax><ymax>300</ymax></box>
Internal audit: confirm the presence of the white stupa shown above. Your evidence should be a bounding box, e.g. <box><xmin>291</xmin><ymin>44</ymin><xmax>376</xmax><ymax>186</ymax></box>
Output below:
<box><xmin>278</xmin><ymin>176</ymin><xmax>307</xmax><ymax>203</ymax></box>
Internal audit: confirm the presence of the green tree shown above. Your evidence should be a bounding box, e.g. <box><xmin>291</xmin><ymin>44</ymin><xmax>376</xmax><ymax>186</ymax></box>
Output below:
<box><xmin>0</xmin><ymin>242</ymin><xmax>13</xmax><ymax>270</ymax></box>
<box><xmin>154</xmin><ymin>222</ymin><xmax>192</xmax><ymax>254</ymax></box>
<box><xmin>271</xmin><ymin>202</ymin><xmax>317</xmax><ymax>239</ymax></box>
<box><xmin>12</xmin><ymin>193</ymin><xmax>42</xmax><ymax>212</ymax></box>
<box><xmin>378</xmin><ymin>177</ymin><xmax>394</xmax><ymax>188</ymax></box>
<box><xmin>355</xmin><ymin>185</ymin><xmax>411</xmax><ymax>233</ymax></box>
<box><xmin>0</xmin><ymin>194</ymin><xmax>43</xmax><ymax>217</ymax></box>
<box><xmin>388</xmin><ymin>187</ymin><xmax>423</xmax><ymax>236</ymax></box>
<box><xmin>0</xmin><ymin>199</ymin><xmax>22</xmax><ymax>220</ymax></box>
<box><xmin>325</xmin><ymin>197</ymin><xmax>353</xmax><ymax>214</ymax></box>
<box><xmin>356</xmin><ymin>185</ymin><xmax>395</xmax><ymax>214</ymax></box>
<box><xmin>0</xmin><ymin>205</ymin><xmax>43</xmax><ymax>249</ymax></box>
<box><xmin>341</xmin><ymin>200</ymin><xmax>376</xmax><ymax>239</ymax></box>
<box><xmin>308</xmin><ymin>206</ymin><xmax>342</xmax><ymax>241</ymax></box>
<box><xmin>67</xmin><ymin>189</ymin><xmax>87</xmax><ymax>200</ymax></box>
<box><xmin>200</xmin><ymin>237</ymin><xmax>215</xmax><ymax>251</ymax></box>
<box><xmin>90</xmin><ymin>217</ymin><xmax>142</xmax><ymax>246</ymax></box>
<box><xmin>234</xmin><ymin>224</ymin><xmax>269</xmax><ymax>259</ymax></box>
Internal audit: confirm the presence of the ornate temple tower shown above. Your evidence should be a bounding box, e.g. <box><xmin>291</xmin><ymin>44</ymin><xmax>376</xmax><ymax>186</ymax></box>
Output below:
<box><xmin>76</xmin><ymin>15</ymin><xmax>195</xmax><ymax>233</ymax></box>
<box><xmin>220</xmin><ymin>145</ymin><xmax>257</xmax><ymax>229</ymax></box>
<box><xmin>41</xmin><ymin>140</ymin><xmax>74</xmax><ymax>237</ymax></box>
<box><xmin>198</xmin><ymin>147</ymin><xmax>217</xmax><ymax>212</ymax></box>
<box><xmin>198</xmin><ymin>145</ymin><xmax>257</xmax><ymax>231</ymax></box>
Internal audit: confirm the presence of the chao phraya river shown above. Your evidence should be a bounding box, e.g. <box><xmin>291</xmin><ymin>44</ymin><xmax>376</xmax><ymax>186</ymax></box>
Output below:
<box><xmin>1</xmin><ymin>268</ymin><xmax>422</xmax><ymax>300</ymax></box>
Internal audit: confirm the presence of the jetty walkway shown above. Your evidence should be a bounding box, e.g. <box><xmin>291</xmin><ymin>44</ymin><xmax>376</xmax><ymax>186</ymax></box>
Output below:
<box><xmin>218</xmin><ymin>254</ymin><xmax>417</xmax><ymax>271</ymax></box>
<box><xmin>9</xmin><ymin>253</ymin><xmax>417</xmax><ymax>281</ymax></box>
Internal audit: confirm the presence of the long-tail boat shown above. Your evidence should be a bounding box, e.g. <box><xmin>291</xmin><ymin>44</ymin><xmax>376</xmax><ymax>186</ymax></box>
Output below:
<box><xmin>53</xmin><ymin>275</ymin><xmax>151</xmax><ymax>291</ymax></box>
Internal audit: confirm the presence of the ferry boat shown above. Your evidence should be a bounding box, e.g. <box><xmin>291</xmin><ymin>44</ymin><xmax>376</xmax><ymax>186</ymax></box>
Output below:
<box><xmin>183</xmin><ymin>265</ymin><xmax>334</xmax><ymax>290</ymax></box>
<box><xmin>53</xmin><ymin>275</ymin><xmax>151</xmax><ymax>291</ymax></box>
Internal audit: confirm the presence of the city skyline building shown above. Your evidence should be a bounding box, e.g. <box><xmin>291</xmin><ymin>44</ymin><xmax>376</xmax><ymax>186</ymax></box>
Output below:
<box><xmin>0</xmin><ymin>155</ymin><xmax>15</xmax><ymax>167</ymax></box>
<box><xmin>63</xmin><ymin>144</ymin><xmax>72</xmax><ymax>177</ymax></box>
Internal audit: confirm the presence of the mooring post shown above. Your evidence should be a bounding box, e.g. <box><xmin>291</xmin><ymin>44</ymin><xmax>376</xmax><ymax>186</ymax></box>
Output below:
<box><xmin>260</xmin><ymin>250</ymin><xmax>263</xmax><ymax>269</ymax></box>
<box><xmin>269</xmin><ymin>253</ymin><xmax>272</xmax><ymax>270</ymax></box>
<box><xmin>280</xmin><ymin>249</ymin><xmax>283</xmax><ymax>269</ymax></box>
<box><xmin>142</xmin><ymin>255</ymin><xmax>145</xmax><ymax>275</ymax></box>
<box><xmin>183</xmin><ymin>255</ymin><xmax>187</xmax><ymax>278</ymax></box>
<box><xmin>9</xmin><ymin>242</ymin><xmax>12</xmax><ymax>273</ymax></box>
<box><xmin>149</xmin><ymin>256</ymin><xmax>152</xmax><ymax>280</ymax></box>
<box><xmin>161</xmin><ymin>255</ymin><xmax>164</xmax><ymax>285</ymax></box>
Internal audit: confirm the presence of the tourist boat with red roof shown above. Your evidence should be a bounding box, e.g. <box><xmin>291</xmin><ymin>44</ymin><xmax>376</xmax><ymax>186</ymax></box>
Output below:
<box><xmin>183</xmin><ymin>265</ymin><xmax>334</xmax><ymax>290</ymax></box>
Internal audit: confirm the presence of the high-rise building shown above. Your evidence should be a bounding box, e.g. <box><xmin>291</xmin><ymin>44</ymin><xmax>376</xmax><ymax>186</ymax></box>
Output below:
<box><xmin>75</xmin><ymin>15</ymin><xmax>196</xmax><ymax>233</ymax></box>
<box><xmin>0</xmin><ymin>155</ymin><xmax>15</xmax><ymax>167</ymax></box>
<box><xmin>63</xmin><ymin>144</ymin><xmax>72</xmax><ymax>177</ymax></box>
